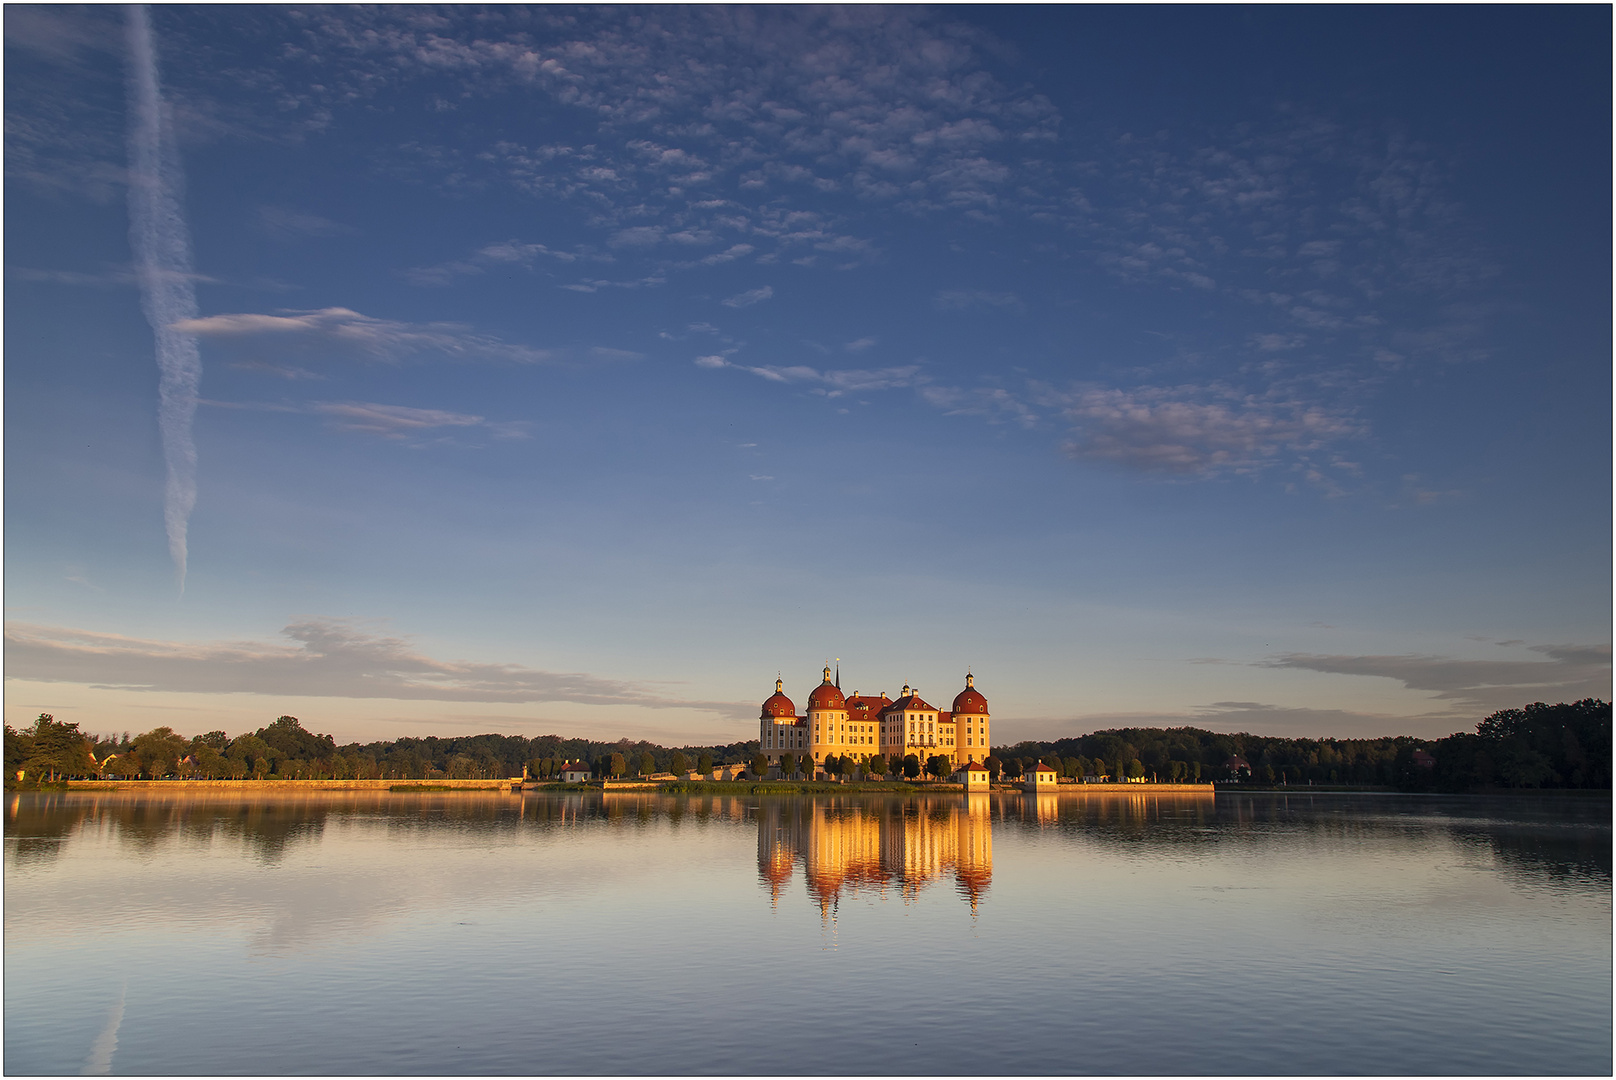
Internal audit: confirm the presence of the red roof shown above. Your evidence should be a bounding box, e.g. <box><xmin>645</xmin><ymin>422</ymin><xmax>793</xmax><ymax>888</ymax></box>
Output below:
<box><xmin>561</xmin><ymin>761</ymin><xmax>589</xmax><ymax>771</ymax></box>
<box><xmin>807</xmin><ymin>681</ymin><xmax>847</xmax><ymax>711</ymax></box>
<box><xmin>762</xmin><ymin>678</ymin><xmax>796</xmax><ymax>718</ymax></box>
<box><xmin>953</xmin><ymin>687</ymin><xmax>988</xmax><ymax>714</ymax></box>
<box><xmin>884</xmin><ymin>693</ymin><xmax>937</xmax><ymax>714</ymax></box>
<box><xmin>962</xmin><ymin>761</ymin><xmax>989</xmax><ymax>771</ymax></box>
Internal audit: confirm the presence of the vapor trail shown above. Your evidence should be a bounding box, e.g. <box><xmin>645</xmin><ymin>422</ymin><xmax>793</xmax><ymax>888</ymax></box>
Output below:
<box><xmin>125</xmin><ymin>4</ymin><xmax>201</xmax><ymax>591</ymax></box>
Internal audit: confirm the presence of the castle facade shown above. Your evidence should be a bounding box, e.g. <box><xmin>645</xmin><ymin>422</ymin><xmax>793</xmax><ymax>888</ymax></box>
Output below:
<box><xmin>759</xmin><ymin>666</ymin><xmax>991</xmax><ymax>776</ymax></box>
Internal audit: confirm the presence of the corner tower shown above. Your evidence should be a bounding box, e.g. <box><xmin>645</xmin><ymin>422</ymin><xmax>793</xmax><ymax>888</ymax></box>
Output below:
<box><xmin>952</xmin><ymin>672</ymin><xmax>990</xmax><ymax>765</ymax></box>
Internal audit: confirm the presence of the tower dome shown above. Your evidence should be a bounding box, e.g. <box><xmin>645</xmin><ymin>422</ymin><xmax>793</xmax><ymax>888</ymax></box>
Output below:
<box><xmin>807</xmin><ymin>665</ymin><xmax>846</xmax><ymax>711</ymax></box>
<box><xmin>761</xmin><ymin>678</ymin><xmax>797</xmax><ymax>719</ymax></box>
<box><xmin>952</xmin><ymin>672</ymin><xmax>988</xmax><ymax>715</ymax></box>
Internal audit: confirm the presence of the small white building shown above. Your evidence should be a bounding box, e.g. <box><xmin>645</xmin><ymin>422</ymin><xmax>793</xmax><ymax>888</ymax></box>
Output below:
<box><xmin>1023</xmin><ymin>763</ymin><xmax>1059</xmax><ymax>791</ymax></box>
<box><xmin>560</xmin><ymin>761</ymin><xmax>591</xmax><ymax>783</ymax></box>
<box><xmin>955</xmin><ymin>760</ymin><xmax>990</xmax><ymax>791</ymax></box>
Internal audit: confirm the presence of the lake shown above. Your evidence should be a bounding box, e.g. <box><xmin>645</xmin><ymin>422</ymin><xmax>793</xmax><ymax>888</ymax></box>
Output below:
<box><xmin>4</xmin><ymin>788</ymin><xmax>1610</xmax><ymax>1075</ymax></box>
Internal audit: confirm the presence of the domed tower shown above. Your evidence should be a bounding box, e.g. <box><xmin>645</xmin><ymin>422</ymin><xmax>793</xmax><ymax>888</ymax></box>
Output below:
<box><xmin>952</xmin><ymin>672</ymin><xmax>991</xmax><ymax>765</ymax></box>
<box><xmin>759</xmin><ymin>678</ymin><xmax>802</xmax><ymax>766</ymax></box>
<box><xmin>806</xmin><ymin>664</ymin><xmax>849</xmax><ymax>774</ymax></box>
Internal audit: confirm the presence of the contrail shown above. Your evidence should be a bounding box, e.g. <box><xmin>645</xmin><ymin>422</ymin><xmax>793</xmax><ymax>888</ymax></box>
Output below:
<box><xmin>125</xmin><ymin>4</ymin><xmax>201</xmax><ymax>592</ymax></box>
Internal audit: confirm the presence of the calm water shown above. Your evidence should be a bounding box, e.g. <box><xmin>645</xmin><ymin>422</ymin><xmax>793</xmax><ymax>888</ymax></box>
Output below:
<box><xmin>4</xmin><ymin>789</ymin><xmax>1610</xmax><ymax>1075</ymax></box>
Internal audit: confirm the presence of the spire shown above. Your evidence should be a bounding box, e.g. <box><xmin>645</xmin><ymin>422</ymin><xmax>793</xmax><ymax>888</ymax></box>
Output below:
<box><xmin>965</xmin><ymin>671</ymin><xmax>974</xmax><ymax>689</ymax></box>
<box><xmin>776</xmin><ymin>677</ymin><xmax>784</xmax><ymax>694</ymax></box>
<box><xmin>822</xmin><ymin>663</ymin><xmax>832</xmax><ymax>684</ymax></box>
<box><xmin>835</xmin><ymin>660</ymin><xmax>841</xmax><ymax>689</ymax></box>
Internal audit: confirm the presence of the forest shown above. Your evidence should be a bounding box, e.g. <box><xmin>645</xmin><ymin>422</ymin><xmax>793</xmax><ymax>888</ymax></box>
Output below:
<box><xmin>4</xmin><ymin>699</ymin><xmax>1608</xmax><ymax>793</ymax></box>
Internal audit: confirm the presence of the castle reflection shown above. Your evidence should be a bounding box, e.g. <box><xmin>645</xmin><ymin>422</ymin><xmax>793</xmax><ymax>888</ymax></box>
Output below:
<box><xmin>756</xmin><ymin>794</ymin><xmax>993</xmax><ymax>915</ymax></box>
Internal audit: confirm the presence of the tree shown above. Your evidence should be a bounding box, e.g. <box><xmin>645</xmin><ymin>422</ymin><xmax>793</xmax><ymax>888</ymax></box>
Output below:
<box><xmin>12</xmin><ymin>714</ymin><xmax>95</xmax><ymax>781</ymax></box>
<box><xmin>670</xmin><ymin>751</ymin><xmax>688</xmax><ymax>775</ymax></box>
<box><xmin>638</xmin><ymin>751</ymin><xmax>655</xmax><ymax>776</ymax></box>
<box><xmin>609</xmin><ymin>752</ymin><xmax>627</xmax><ymax>778</ymax></box>
<box><xmin>866</xmin><ymin>754</ymin><xmax>887</xmax><ymax>778</ymax></box>
<box><xmin>984</xmin><ymin>755</ymin><xmax>1001</xmax><ymax>781</ymax></box>
<box><xmin>902</xmin><ymin>754</ymin><xmax>921</xmax><ymax>780</ymax></box>
<box><xmin>698</xmin><ymin>752</ymin><xmax>714</xmax><ymax>775</ymax></box>
<box><xmin>926</xmin><ymin>755</ymin><xmax>950</xmax><ymax>780</ymax></box>
<box><xmin>779</xmin><ymin>752</ymin><xmax>797</xmax><ymax>777</ymax></box>
<box><xmin>751</xmin><ymin>753</ymin><xmax>768</xmax><ymax>778</ymax></box>
<box><xmin>1090</xmin><ymin>757</ymin><xmax>1107</xmax><ymax>781</ymax></box>
<box><xmin>1125</xmin><ymin>758</ymin><xmax>1145</xmax><ymax>780</ymax></box>
<box><xmin>1004</xmin><ymin>757</ymin><xmax>1025</xmax><ymax>780</ymax></box>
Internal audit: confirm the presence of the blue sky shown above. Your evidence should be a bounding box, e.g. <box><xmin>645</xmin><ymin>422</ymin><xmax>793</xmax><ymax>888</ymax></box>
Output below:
<box><xmin>5</xmin><ymin>5</ymin><xmax>1610</xmax><ymax>745</ymax></box>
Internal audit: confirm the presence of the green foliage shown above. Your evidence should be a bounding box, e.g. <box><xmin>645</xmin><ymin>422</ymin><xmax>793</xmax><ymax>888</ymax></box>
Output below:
<box><xmin>925</xmin><ymin>754</ymin><xmax>950</xmax><ymax>779</ymax></box>
<box><xmin>637</xmin><ymin>751</ymin><xmax>655</xmax><ymax>776</ymax></box>
<box><xmin>751</xmin><ymin>753</ymin><xmax>768</xmax><ymax>777</ymax></box>
<box><xmin>866</xmin><ymin>754</ymin><xmax>887</xmax><ymax>778</ymax></box>
<box><xmin>697</xmin><ymin>752</ymin><xmax>714</xmax><ymax>774</ymax></box>
<box><xmin>984</xmin><ymin>754</ymin><xmax>1001</xmax><ymax>781</ymax></box>
<box><xmin>670</xmin><ymin>751</ymin><xmax>688</xmax><ymax>775</ymax></box>
<box><xmin>1423</xmin><ymin>700</ymin><xmax>1611</xmax><ymax>792</ymax></box>
<box><xmin>6</xmin><ymin>714</ymin><xmax>95</xmax><ymax>782</ymax></box>
<box><xmin>1125</xmin><ymin>758</ymin><xmax>1145</xmax><ymax>780</ymax></box>
<box><xmin>779</xmin><ymin>752</ymin><xmax>797</xmax><ymax>776</ymax></box>
<box><xmin>902</xmin><ymin>754</ymin><xmax>921</xmax><ymax>779</ymax></box>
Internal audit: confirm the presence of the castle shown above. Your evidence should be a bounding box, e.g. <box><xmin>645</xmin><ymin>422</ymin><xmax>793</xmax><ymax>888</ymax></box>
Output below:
<box><xmin>759</xmin><ymin>666</ymin><xmax>991</xmax><ymax>777</ymax></box>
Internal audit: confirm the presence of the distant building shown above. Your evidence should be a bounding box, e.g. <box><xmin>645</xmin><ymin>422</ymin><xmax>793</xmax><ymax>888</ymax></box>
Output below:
<box><xmin>1412</xmin><ymin>749</ymin><xmax>1437</xmax><ymax>770</ymax></box>
<box><xmin>560</xmin><ymin>761</ymin><xmax>591</xmax><ymax>783</ymax></box>
<box><xmin>760</xmin><ymin>666</ymin><xmax>992</xmax><ymax>777</ymax></box>
<box><xmin>1224</xmin><ymin>755</ymin><xmax>1251</xmax><ymax>779</ymax></box>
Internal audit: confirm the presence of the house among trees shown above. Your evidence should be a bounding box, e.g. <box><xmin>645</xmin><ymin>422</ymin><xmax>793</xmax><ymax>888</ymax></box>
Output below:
<box><xmin>955</xmin><ymin>760</ymin><xmax>990</xmax><ymax>791</ymax></box>
<box><xmin>560</xmin><ymin>761</ymin><xmax>591</xmax><ymax>783</ymax></box>
<box><xmin>1224</xmin><ymin>754</ymin><xmax>1251</xmax><ymax>779</ymax></box>
<box><xmin>1023</xmin><ymin>761</ymin><xmax>1058</xmax><ymax>790</ymax></box>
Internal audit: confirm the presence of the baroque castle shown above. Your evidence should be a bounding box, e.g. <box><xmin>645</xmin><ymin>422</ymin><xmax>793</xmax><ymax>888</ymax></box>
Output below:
<box><xmin>759</xmin><ymin>666</ymin><xmax>991</xmax><ymax>776</ymax></box>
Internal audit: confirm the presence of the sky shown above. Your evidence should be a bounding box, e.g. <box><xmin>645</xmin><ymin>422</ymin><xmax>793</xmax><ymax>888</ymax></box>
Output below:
<box><xmin>5</xmin><ymin>5</ymin><xmax>1610</xmax><ymax>747</ymax></box>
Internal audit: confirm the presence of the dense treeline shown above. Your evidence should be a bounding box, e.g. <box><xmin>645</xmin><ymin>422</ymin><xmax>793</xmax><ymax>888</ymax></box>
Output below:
<box><xmin>1410</xmin><ymin>700</ymin><xmax>1610</xmax><ymax>792</ymax></box>
<box><xmin>986</xmin><ymin>699</ymin><xmax>1611</xmax><ymax>792</ymax></box>
<box><xmin>4</xmin><ymin>714</ymin><xmax>759</xmax><ymax>783</ymax></box>
<box><xmin>6</xmin><ymin>699</ymin><xmax>1609</xmax><ymax>793</ymax></box>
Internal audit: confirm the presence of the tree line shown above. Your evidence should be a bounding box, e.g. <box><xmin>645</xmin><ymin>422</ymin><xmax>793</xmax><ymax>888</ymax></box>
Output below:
<box><xmin>6</xmin><ymin>699</ymin><xmax>1608</xmax><ymax>792</ymax></box>
<box><xmin>985</xmin><ymin>699</ymin><xmax>1610</xmax><ymax>791</ymax></box>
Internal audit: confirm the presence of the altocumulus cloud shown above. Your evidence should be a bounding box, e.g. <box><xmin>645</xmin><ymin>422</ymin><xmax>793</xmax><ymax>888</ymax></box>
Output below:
<box><xmin>4</xmin><ymin>619</ymin><xmax>748</xmax><ymax>716</ymax></box>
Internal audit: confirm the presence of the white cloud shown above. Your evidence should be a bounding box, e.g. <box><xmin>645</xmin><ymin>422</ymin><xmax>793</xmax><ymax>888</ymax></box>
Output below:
<box><xmin>172</xmin><ymin>307</ymin><xmax>554</xmax><ymax>364</ymax></box>
<box><xmin>696</xmin><ymin>355</ymin><xmax>921</xmax><ymax>397</ymax></box>
<box><xmin>310</xmin><ymin>402</ymin><xmax>486</xmax><ymax>438</ymax></box>
<box><xmin>721</xmin><ymin>285</ymin><xmax>773</xmax><ymax>308</ymax></box>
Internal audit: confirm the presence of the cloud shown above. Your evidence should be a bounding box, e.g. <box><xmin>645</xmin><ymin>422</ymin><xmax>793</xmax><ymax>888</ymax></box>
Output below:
<box><xmin>1057</xmin><ymin>385</ymin><xmax>1362</xmax><ymax>477</ymax></box>
<box><xmin>933</xmin><ymin>289</ymin><xmax>1025</xmax><ymax>312</ymax></box>
<box><xmin>4</xmin><ymin>619</ymin><xmax>748</xmax><ymax>716</ymax></box>
<box><xmin>172</xmin><ymin>307</ymin><xmax>554</xmax><ymax>364</ymax></box>
<box><xmin>721</xmin><ymin>285</ymin><xmax>773</xmax><ymax>308</ymax></box>
<box><xmin>254</xmin><ymin>205</ymin><xmax>356</xmax><ymax>241</ymax></box>
<box><xmin>696</xmin><ymin>355</ymin><xmax>921</xmax><ymax>397</ymax></box>
<box><xmin>1259</xmin><ymin>643</ymin><xmax>1612</xmax><ymax>715</ymax></box>
<box><xmin>200</xmin><ymin>397</ymin><xmax>526</xmax><ymax>442</ymax></box>
<box><xmin>310</xmin><ymin>402</ymin><xmax>486</xmax><ymax>438</ymax></box>
<box><xmin>843</xmin><ymin>337</ymin><xmax>877</xmax><ymax>352</ymax></box>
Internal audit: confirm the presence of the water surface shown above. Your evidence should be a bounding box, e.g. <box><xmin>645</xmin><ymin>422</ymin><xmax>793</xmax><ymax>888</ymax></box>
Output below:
<box><xmin>5</xmin><ymin>789</ymin><xmax>1609</xmax><ymax>1074</ymax></box>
